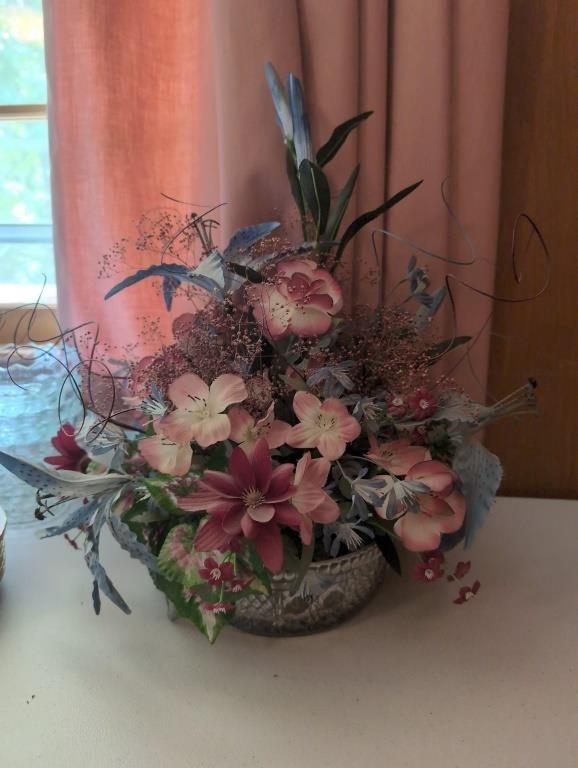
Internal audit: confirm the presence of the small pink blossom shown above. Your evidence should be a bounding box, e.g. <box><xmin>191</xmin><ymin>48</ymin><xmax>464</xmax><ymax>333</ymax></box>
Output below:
<box><xmin>201</xmin><ymin>600</ymin><xmax>235</xmax><ymax>615</ymax></box>
<box><xmin>393</xmin><ymin>460</ymin><xmax>465</xmax><ymax>552</ymax></box>
<box><xmin>453</xmin><ymin>581</ymin><xmax>481</xmax><ymax>604</ymax></box>
<box><xmin>198</xmin><ymin>557</ymin><xmax>235</xmax><ymax>586</ymax></box>
<box><xmin>180</xmin><ymin>439</ymin><xmax>302</xmax><ymax>573</ymax></box>
<box><xmin>44</xmin><ymin>424</ymin><xmax>89</xmax><ymax>472</ymax></box>
<box><xmin>248</xmin><ymin>258</ymin><xmax>343</xmax><ymax>340</ymax></box>
<box><xmin>287</xmin><ymin>391</ymin><xmax>361</xmax><ymax>460</ymax></box>
<box><xmin>387</xmin><ymin>394</ymin><xmax>408</xmax><ymax>419</ymax></box>
<box><xmin>408</xmin><ymin>388</ymin><xmax>437</xmax><ymax>420</ymax></box>
<box><xmin>413</xmin><ymin>553</ymin><xmax>445</xmax><ymax>582</ymax></box>
<box><xmin>160</xmin><ymin>372</ymin><xmax>247</xmax><ymax>448</ymax></box>
<box><xmin>365</xmin><ymin>435</ymin><xmax>429</xmax><ymax>476</ymax></box>
<box><xmin>228</xmin><ymin>403</ymin><xmax>290</xmax><ymax>453</ymax></box>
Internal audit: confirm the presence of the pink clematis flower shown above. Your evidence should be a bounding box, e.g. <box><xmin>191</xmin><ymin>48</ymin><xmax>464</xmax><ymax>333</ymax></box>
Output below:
<box><xmin>160</xmin><ymin>372</ymin><xmax>247</xmax><ymax>449</ymax></box>
<box><xmin>365</xmin><ymin>435</ymin><xmax>429</xmax><ymax>476</ymax></box>
<box><xmin>179</xmin><ymin>439</ymin><xmax>302</xmax><ymax>573</ymax></box>
<box><xmin>248</xmin><ymin>258</ymin><xmax>343</xmax><ymax>340</ymax></box>
<box><xmin>44</xmin><ymin>424</ymin><xmax>89</xmax><ymax>472</ymax></box>
<box><xmin>228</xmin><ymin>403</ymin><xmax>290</xmax><ymax>453</ymax></box>
<box><xmin>138</xmin><ymin>425</ymin><xmax>193</xmax><ymax>476</ymax></box>
<box><xmin>287</xmin><ymin>391</ymin><xmax>361</xmax><ymax>460</ymax></box>
<box><xmin>291</xmin><ymin>453</ymin><xmax>340</xmax><ymax>544</ymax></box>
<box><xmin>393</xmin><ymin>460</ymin><xmax>466</xmax><ymax>552</ymax></box>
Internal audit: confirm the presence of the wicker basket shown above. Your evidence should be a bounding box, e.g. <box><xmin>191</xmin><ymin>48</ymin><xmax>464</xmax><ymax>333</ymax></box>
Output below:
<box><xmin>0</xmin><ymin>506</ymin><xmax>6</xmax><ymax>583</ymax></box>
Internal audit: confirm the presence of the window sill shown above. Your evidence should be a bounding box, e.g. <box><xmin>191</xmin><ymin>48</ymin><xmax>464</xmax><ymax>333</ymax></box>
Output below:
<box><xmin>0</xmin><ymin>283</ymin><xmax>57</xmax><ymax>308</ymax></box>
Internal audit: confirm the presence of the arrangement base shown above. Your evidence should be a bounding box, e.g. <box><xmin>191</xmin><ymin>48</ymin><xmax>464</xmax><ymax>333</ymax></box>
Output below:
<box><xmin>230</xmin><ymin>544</ymin><xmax>386</xmax><ymax>637</ymax></box>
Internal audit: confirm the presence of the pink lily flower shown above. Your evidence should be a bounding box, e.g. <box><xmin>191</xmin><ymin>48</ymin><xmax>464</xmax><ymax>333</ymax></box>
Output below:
<box><xmin>393</xmin><ymin>460</ymin><xmax>465</xmax><ymax>552</ymax></box>
<box><xmin>138</xmin><ymin>425</ymin><xmax>193</xmax><ymax>476</ymax></box>
<box><xmin>248</xmin><ymin>258</ymin><xmax>343</xmax><ymax>340</ymax></box>
<box><xmin>287</xmin><ymin>391</ymin><xmax>361</xmax><ymax>460</ymax></box>
<box><xmin>180</xmin><ymin>439</ymin><xmax>302</xmax><ymax>573</ymax></box>
<box><xmin>365</xmin><ymin>435</ymin><xmax>429</xmax><ymax>476</ymax></box>
<box><xmin>291</xmin><ymin>453</ymin><xmax>340</xmax><ymax>543</ymax></box>
<box><xmin>160</xmin><ymin>372</ymin><xmax>247</xmax><ymax>448</ymax></box>
<box><xmin>228</xmin><ymin>402</ymin><xmax>290</xmax><ymax>453</ymax></box>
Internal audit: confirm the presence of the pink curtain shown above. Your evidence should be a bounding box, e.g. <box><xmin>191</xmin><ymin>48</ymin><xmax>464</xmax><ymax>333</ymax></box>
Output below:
<box><xmin>44</xmin><ymin>0</ymin><xmax>509</xmax><ymax>397</ymax></box>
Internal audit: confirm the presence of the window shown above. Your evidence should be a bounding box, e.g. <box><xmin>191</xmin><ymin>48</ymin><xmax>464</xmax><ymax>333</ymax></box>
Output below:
<box><xmin>0</xmin><ymin>0</ymin><xmax>55</xmax><ymax>306</ymax></box>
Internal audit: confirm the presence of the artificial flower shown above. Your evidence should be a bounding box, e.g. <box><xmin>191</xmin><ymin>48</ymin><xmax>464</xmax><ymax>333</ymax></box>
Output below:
<box><xmin>228</xmin><ymin>403</ymin><xmax>290</xmax><ymax>453</ymax></box>
<box><xmin>160</xmin><ymin>372</ymin><xmax>247</xmax><ymax>448</ymax></box>
<box><xmin>386</xmin><ymin>394</ymin><xmax>408</xmax><ymax>419</ymax></box>
<box><xmin>408</xmin><ymin>388</ymin><xmax>437</xmax><ymax>420</ymax></box>
<box><xmin>287</xmin><ymin>391</ymin><xmax>361</xmax><ymax>460</ymax></box>
<box><xmin>44</xmin><ymin>424</ymin><xmax>89</xmax><ymax>472</ymax></box>
<box><xmin>453</xmin><ymin>581</ymin><xmax>481</xmax><ymax>604</ymax></box>
<box><xmin>447</xmin><ymin>560</ymin><xmax>472</xmax><ymax>582</ymax></box>
<box><xmin>248</xmin><ymin>258</ymin><xmax>343</xmax><ymax>340</ymax></box>
<box><xmin>199</xmin><ymin>557</ymin><xmax>235</xmax><ymax>586</ymax></box>
<box><xmin>291</xmin><ymin>452</ymin><xmax>339</xmax><ymax>543</ymax></box>
<box><xmin>138</xmin><ymin>426</ymin><xmax>193</xmax><ymax>476</ymax></box>
<box><xmin>365</xmin><ymin>435</ymin><xmax>429</xmax><ymax>476</ymax></box>
<box><xmin>412</xmin><ymin>553</ymin><xmax>445</xmax><ymax>582</ymax></box>
<box><xmin>180</xmin><ymin>439</ymin><xmax>301</xmax><ymax>573</ymax></box>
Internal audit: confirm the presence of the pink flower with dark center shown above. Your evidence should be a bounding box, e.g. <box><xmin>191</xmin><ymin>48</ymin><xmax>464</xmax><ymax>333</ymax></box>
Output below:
<box><xmin>160</xmin><ymin>372</ymin><xmax>247</xmax><ymax>448</ymax></box>
<box><xmin>228</xmin><ymin>403</ymin><xmax>290</xmax><ymax>453</ymax></box>
<box><xmin>408</xmin><ymin>388</ymin><xmax>437</xmax><ymax>420</ymax></box>
<box><xmin>387</xmin><ymin>394</ymin><xmax>408</xmax><ymax>419</ymax></box>
<box><xmin>287</xmin><ymin>391</ymin><xmax>361</xmax><ymax>460</ymax></box>
<box><xmin>291</xmin><ymin>453</ymin><xmax>340</xmax><ymax>544</ymax></box>
<box><xmin>198</xmin><ymin>557</ymin><xmax>235</xmax><ymax>586</ymax></box>
<box><xmin>44</xmin><ymin>424</ymin><xmax>89</xmax><ymax>472</ymax></box>
<box><xmin>365</xmin><ymin>435</ymin><xmax>429</xmax><ymax>476</ymax></box>
<box><xmin>248</xmin><ymin>258</ymin><xmax>343</xmax><ymax>340</ymax></box>
<box><xmin>453</xmin><ymin>580</ymin><xmax>481</xmax><ymax>604</ymax></box>
<box><xmin>179</xmin><ymin>439</ymin><xmax>301</xmax><ymax>573</ymax></box>
<box><xmin>393</xmin><ymin>460</ymin><xmax>465</xmax><ymax>552</ymax></box>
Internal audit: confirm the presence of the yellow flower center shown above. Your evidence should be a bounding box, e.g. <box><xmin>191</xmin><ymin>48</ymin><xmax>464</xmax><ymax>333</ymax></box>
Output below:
<box><xmin>316</xmin><ymin>414</ymin><xmax>336</xmax><ymax>432</ymax></box>
<box><xmin>243</xmin><ymin>487</ymin><xmax>265</xmax><ymax>509</ymax></box>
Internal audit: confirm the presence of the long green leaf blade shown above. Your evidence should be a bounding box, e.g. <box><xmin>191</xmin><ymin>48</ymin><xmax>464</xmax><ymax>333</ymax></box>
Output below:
<box><xmin>336</xmin><ymin>179</ymin><xmax>423</xmax><ymax>259</ymax></box>
<box><xmin>323</xmin><ymin>164</ymin><xmax>360</xmax><ymax>241</ymax></box>
<box><xmin>317</xmin><ymin>111</ymin><xmax>373</xmax><ymax>167</ymax></box>
<box><xmin>299</xmin><ymin>159</ymin><xmax>331</xmax><ymax>239</ymax></box>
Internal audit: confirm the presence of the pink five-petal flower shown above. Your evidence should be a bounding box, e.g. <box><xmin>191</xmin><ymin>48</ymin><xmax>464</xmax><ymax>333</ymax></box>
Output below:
<box><xmin>228</xmin><ymin>403</ymin><xmax>290</xmax><ymax>453</ymax></box>
<box><xmin>394</xmin><ymin>489</ymin><xmax>466</xmax><ymax>552</ymax></box>
<box><xmin>179</xmin><ymin>439</ymin><xmax>301</xmax><ymax>573</ymax></box>
<box><xmin>138</xmin><ymin>426</ymin><xmax>193</xmax><ymax>476</ymax></box>
<box><xmin>453</xmin><ymin>580</ymin><xmax>481</xmax><ymax>604</ymax></box>
<box><xmin>412</xmin><ymin>554</ymin><xmax>445</xmax><ymax>583</ymax></box>
<box><xmin>248</xmin><ymin>258</ymin><xmax>343</xmax><ymax>340</ymax></box>
<box><xmin>386</xmin><ymin>394</ymin><xmax>408</xmax><ymax>419</ymax></box>
<box><xmin>291</xmin><ymin>452</ymin><xmax>339</xmax><ymax>544</ymax></box>
<box><xmin>160</xmin><ymin>372</ymin><xmax>247</xmax><ymax>449</ymax></box>
<box><xmin>44</xmin><ymin>424</ymin><xmax>89</xmax><ymax>472</ymax></box>
<box><xmin>288</xmin><ymin>391</ymin><xmax>361</xmax><ymax>460</ymax></box>
<box><xmin>365</xmin><ymin>435</ymin><xmax>429</xmax><ymax>476</ymax></box>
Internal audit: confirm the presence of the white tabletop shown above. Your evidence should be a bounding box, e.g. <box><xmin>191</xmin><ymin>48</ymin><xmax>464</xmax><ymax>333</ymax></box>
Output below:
<box><xmin>1</xmin><ymin>497</ymin><xmax>577</xmax><ymax>768</ymax></box>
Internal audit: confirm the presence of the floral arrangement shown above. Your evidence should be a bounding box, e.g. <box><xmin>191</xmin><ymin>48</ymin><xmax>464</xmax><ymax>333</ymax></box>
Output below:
<box><xmin>0</xmin><ymin>64</ymin><xmax>538</xmax><ymax>642</ymax></box>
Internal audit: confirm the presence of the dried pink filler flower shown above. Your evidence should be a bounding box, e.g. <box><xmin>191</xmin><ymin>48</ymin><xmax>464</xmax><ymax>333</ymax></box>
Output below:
<box><xmin>453</xmin><ymin>581</ymin><xmax>481</xmax><ymax>604</ymax></box>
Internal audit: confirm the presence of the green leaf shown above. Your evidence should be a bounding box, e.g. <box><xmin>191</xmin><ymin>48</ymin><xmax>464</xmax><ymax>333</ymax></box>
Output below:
<box><xmin>323</xmin><ymin>165</ymin><xmax>360</xmax><ymax>241</ymax></box>
<box><xmin>142</xmin><ymin>479</ymin><xmax>181</xmax><ymax>515</ymax></box>
<box><xmin>426</xmin><ymin>336</ymin><xmax>472</xmax><ymax>363</ymax></box>
<box><xmin>290</xmin><ymin>538</ymin><xmax>315</xmax><ymax>594</ymax></box>
<box><xmin>317</xmin><ymin>111</ymin><xmax>373</xmax><ymax>167</ymax></box>
<box><xmin>336</xmin><ymin>180</ymin><xmax>423</xmax><ymax>260</ymax></box>
<box><xmin>286</xmin><ymin>146</ymin><xmax>305</xmax><ymax>216</ymax></box>
<box><xmin>299</xmin><ymin>159</ymin><xmax>331</xmax><ymax>239</ymax></box>
<box><xmin>374</xmin><ymin>532</ymin><xmax>401</xmax><ymax>575</ymax></box>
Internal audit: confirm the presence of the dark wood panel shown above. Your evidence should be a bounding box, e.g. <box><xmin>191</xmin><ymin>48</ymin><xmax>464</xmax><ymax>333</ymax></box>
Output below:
<box><xmin>485</xmin><ymin>0</ymin><xmax>578</xmax><ymax>498</ymax></box>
